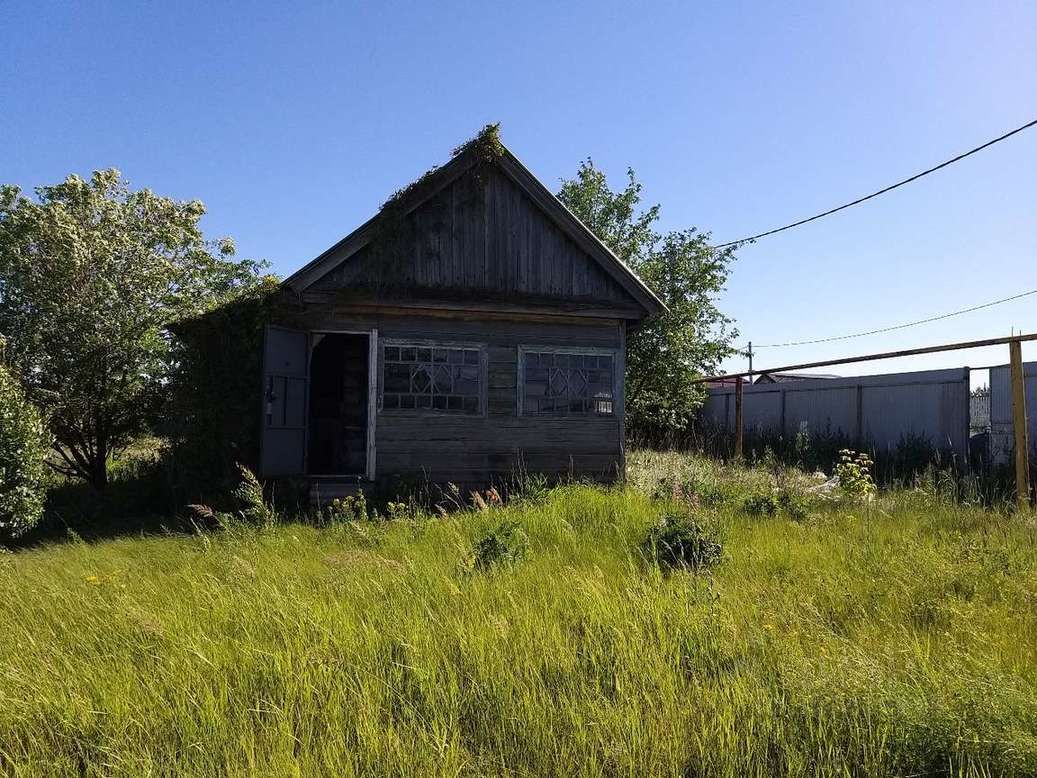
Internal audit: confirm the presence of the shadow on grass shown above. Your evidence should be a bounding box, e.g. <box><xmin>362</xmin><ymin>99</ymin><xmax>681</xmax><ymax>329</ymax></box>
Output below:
<box><xmin>10</xmin><ymin>473</ymin><xmax>184</xmax><ymax>551</ymax></box>
<box><xmin>9</xmin><ymin>457</ymin><xmax>191</xmax><ymax>549</ymax></box>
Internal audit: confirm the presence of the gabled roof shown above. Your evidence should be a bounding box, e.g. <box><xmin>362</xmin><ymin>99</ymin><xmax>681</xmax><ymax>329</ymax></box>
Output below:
<box><xmin>282</xmin><ymin>129</ymin><xmax>666</xmax><ymax>318</ymax></box>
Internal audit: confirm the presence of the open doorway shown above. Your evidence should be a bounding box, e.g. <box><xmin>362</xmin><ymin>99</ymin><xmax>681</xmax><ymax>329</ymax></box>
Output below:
<box><xmin>308</xmin><ymin>333</ymin><xmax>370</xmax><ymax>476</ymax></box>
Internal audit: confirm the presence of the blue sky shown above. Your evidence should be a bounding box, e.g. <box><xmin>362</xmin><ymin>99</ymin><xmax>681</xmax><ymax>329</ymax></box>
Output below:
<box><xmin>2</xmin><ymin>1</ymin><xmax>1034</xmax><ymax>381</ymax></box>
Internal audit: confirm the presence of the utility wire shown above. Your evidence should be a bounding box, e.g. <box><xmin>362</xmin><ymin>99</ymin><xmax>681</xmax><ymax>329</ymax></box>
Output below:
<box><xmin>753</xmin><ymin>288</ymin><xmax>1037</xmax><ymax>348</ymax></box>
<box><xmin>713</xmin><ymin>117</ymin><xmax>1037</xmax><ymax>249</ymax></box>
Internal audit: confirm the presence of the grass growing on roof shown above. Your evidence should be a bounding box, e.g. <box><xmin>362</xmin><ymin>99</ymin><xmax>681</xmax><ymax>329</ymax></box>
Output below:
<box><xmin>2</xmin><ymin>451</ymin><xmax>1037</xmax><ymax>775</ymax></box>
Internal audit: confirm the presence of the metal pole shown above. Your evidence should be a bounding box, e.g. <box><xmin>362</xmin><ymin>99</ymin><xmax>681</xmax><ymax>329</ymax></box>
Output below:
<box><xmin>1009</xmin><ymin>339</ymin><xmax>1030</xmax><ymax>509</ymax></box>
<box><xmin>696</xmin><ymin>332</ymin><xmax>1037</xmax><ymax>384</ymax></box>
<box><xmin>734</xmin><ymin>375</ymin><xmax>744</xmax><ymax>460</ymax></box>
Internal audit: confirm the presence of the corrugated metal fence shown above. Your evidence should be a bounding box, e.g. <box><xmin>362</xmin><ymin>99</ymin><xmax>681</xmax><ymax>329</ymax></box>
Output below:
<box><xmin>989</xmin><ymin>360</ymin><xmax>1037</xmax><ymax>464</ymax></box>
<box><xmin>701</xmin><ymin>367</ymin><xmax>972</xmax><ymax>459</ymax></box>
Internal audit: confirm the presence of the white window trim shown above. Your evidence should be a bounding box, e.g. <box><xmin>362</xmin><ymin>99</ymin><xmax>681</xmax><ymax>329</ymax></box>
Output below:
<box><xmin>378</xmin><ymin>338</ymin><xmax>488</xmax><ymax>418</ymax></box>
<box><xmin>517</xmin><ymin>344</ymin><xmax>619</xmax><ymax>418</ymax></box>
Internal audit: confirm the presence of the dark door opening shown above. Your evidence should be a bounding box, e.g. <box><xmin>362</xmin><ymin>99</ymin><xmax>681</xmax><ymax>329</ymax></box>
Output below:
<box><xmin>307</xmin><ymin>333</ymin><xmax>369</xmax><ymax>476</ymax></box>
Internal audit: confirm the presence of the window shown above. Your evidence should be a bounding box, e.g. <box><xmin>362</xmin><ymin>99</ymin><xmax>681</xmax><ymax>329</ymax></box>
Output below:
<box><xmin>521</xmin><ymin>349</ymin><xmax>615</xmax><ymax>416</ymax></box>
<box><xmin>381</xmin><ymin>343</ymin><xmax>482</xmax><ymax>414</ymax></box>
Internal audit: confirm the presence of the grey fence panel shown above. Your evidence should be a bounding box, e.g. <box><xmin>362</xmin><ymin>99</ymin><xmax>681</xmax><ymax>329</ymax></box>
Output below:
<box><xmin>784</xmin><ymin>385</ymin><xmax>858</xmax><ymax>439</ymax></box>
<box><xmin>861</xmin><ymin>379</ymin><xmax>969</xmax><ymax>456</ymax></box>
<box><xmin>700</xmin><ymin>391</ymin><xmax>729</xmax><ymax>428</ymax></box>
<box><xmin>740</xmin><ymin>387</ymin><xmax>783</xmax><ymax>434</ymax></box>
<box><xmin>988</xmin><ymin>361</ymin><xmax>1037</xmax><ymax>464</ymax></box>
<box><xmin>704</xmin><ymin>367</ymin><xmax>971</xmax><ymax>459</ymax></box>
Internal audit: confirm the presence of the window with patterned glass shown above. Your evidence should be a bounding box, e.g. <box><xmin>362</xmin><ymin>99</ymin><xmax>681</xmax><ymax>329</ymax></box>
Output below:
<box><xmin>381</xmin><ymin>344</ymin><xmax>482</xmax><ymax>414</ymax></box>
<box><xmin>521</xmin><ymin>350</ymin><xmax>615</xmax><ymax>416</ymax></box>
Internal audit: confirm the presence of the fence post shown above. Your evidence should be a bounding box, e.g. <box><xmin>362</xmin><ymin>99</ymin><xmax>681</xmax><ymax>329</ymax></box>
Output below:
<box><xmin>734</xmin><ymin>376</ymin><xmax>744</xmax><ymax>460</ymax></box>
<box><xmin>1009</xmin><ymin>339</ymin><xmax>1030</xmax><ymax>509</ymax></box>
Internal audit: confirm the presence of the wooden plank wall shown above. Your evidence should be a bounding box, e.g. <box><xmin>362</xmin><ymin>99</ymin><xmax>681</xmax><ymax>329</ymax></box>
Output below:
<box><xmin>290</xmin><ymin>308</ymin><xmax>624</xmax><ymax>486</ymax></box>
<box><xmin>311</xmin><ymin>167</ymin><xmax>636</xmax><ymax>309</ymax></box>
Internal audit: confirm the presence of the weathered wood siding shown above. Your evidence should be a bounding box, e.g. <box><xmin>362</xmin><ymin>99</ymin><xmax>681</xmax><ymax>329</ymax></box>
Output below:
<box><xmin>286</xmin><ymin>307</ymin><xmax>624</xmax><ymax>486</ymax></box>
<box><xmin>310</xmin><ymin>166</ymin><xmax>639</xmax><ymax>312</ymax></box>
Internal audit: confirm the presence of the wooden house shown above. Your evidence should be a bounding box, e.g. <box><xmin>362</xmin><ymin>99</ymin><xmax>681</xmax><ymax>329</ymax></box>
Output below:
<box><xmin>258</xmin><ymin>128</ymin><xmax>664</xmax><ymax>497</ymax></box>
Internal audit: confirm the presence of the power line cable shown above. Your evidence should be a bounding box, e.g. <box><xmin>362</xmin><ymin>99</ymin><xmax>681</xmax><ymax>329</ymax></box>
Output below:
<box><xmin>713</xmin><ymin>117</ymin><xmax>1037</xmax><ymax>249</ymax></box>
<box><xmin>752</xmin><ymin>288</ymin><xmax>1037</xmax><ymax>348</ymax></box>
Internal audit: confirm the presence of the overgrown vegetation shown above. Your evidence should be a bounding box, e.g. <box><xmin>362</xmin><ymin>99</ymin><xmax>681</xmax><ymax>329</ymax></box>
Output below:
<box><xmin>3</xmin><ymin>450</ymin><xmax>1036</xmax><ymax>775</ymax></box>
<box><xmin>362</xmin><ymin>123</ymin><xmax>506</xmax><ymax>290</ymax></box>
<box><xmin>690</xmin><ymin>422</ymin><xmax>1017</xmax><ymax>503</ymax></box>
<box><xmin>0</xmin><ymin>363</ymin><xmax>47</xmax><ymax>540</ymax></box>
<box><xmin>470</xmin><ymin>519</ymin><xmax>528</xmax><ymax>570</ymax></box>
<box><xmin>834</xmin><ymin>448</ymin><xmax>876</xmax><ymax>500</ymax></box>
<box><xmin>642</xmin><ymin>512</ymin><xmax>723</xmax><ymax>571</ymax></box>
<box><xmin>166</xmin><ymin>280</ymin><xmax>285</xmax><ymax>502</ymax></box>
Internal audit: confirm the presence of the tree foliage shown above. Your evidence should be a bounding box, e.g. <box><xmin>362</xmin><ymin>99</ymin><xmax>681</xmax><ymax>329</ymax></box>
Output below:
<box><xmin>0</xmin><ymin>170</ymin><xmax>266</xmax><ymax>490</ymax></box>
<box><xmin>0</xmin><ymin>361</ymin><xmax>48</xmax><ymax>540</ymax></box>
<box><xmin>558</xmin><ymin>160</ymin><xmax>737</xmax><ymax>438</ymax></box>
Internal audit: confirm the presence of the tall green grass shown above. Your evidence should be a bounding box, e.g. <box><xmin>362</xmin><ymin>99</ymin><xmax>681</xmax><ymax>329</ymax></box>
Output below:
<box><xmin>1</xmin><ymin>451</ymin><xmax>1036</xmax><ymax>776</ymax></box>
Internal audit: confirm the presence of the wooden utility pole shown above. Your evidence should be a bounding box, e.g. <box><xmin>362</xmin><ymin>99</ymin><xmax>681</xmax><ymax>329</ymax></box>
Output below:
<box><xmin>1009</xmin><ymin>339</ymin><xmax>1030</xmax><ymax>509</ymax></box>
<box><xmin>734</xmin><ymin>375</ymin><xmax>744</xmax><ymax>460</ymax></box>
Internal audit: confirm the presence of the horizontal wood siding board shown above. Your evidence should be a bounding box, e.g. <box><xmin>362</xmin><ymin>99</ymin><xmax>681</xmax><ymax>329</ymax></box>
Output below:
<box><xmin>299</xmin><ymin>295</ymin><xmax>644</xmax><ymax>321</ymax></box>
<box><xmin>287</xmin><ymin>311</ymin><xmax>621</xmax><ymax>347</ymax></box>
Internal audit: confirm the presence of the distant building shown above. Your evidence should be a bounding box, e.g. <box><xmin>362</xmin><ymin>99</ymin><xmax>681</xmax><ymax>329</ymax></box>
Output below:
<box><xmin>753</xmin><ymin>372</ymin><xmax>840</xmax><ymax>384</ymax></box>
<box><xmin>705</xmin><ymin>377</ymin><xmax>742</xmax><ymax>389</ymax></box>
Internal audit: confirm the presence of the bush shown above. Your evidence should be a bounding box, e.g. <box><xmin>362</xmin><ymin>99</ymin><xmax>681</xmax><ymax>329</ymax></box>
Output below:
<box><xmin>232</xmin><ymin>464</ymin><xmax>274</xmax><ymax>526</ymax></box>
<box><xmin>322</xmin><ymin>492</ymin><xmax>369</xmax><ymax>523</ymax></box>
<box><xmin>471</xmin><ymin>520</ymin><xmax>528</xmax><ymax>570</ymax></box>
<box><xmin>836</xmin><ymin>449</ymin><xmax>876</xmax><ymax>500</ymax></box>
<box><xmin>743</xmin><ymin>493</ymin><xmax>778</xmax><ymax>517</ymax></box>
<box><xmin>0</xmin><ymin>365</ymin><xmax>48</xmax><ymax>541</ymax></box>
<box><xmin>777</xmin><ymin>487</ymin><xmax>810</xmax><ymax>522</ymax></box>
<box><xmin>643</xmin><ymin>513</ymin><xmax>723</xmax><ymax>571</ymax></box>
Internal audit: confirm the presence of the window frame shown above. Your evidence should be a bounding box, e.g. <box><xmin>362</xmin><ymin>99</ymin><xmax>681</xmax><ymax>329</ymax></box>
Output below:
<box><xmin>517</xmin><ymin>345</ymin><xmax>619</xmax><ymax>418</ymax></box>
<box><xmin>378</xmin><ymin>338</ymin><xmax>488</xmax><ymax>418</ymax></box>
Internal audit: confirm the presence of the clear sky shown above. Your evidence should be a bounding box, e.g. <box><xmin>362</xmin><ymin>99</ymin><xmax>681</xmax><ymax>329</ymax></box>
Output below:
<box><xmin>2</xmin><ymin>1</ymin><xmax>1034</xmax><ymax>382</ymax></box>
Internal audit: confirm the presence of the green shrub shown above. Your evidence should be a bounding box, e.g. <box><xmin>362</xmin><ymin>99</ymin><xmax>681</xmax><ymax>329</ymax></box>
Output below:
<box><xmin>323</xmin><ymin>492</ymin><xmax>369</xmax><ymax>523</ymax></box>
<box><xmin>232</xmin><ymin>464</ymin><xmax>274</xmax><ymax>526</ymax></box>
<box><xmin>743</xmin><ymin>493</ymin><xmax>778</xmax><ymax>517</ymax></box>
<box><xmin>777</xmin><ymin>487</ymin><xmax>810</xmax><ymax>521</ymax></box>
<box><xmin>471</xmin><ymin>520</ymin><xmax>528</xmax><ymax>570</ymax></box>
<box><xmin>643</xmin><ymin>513</ymin><xmax>723</xmax><ymax>571</ymax></box>
<box><xmin>0</xmin><ymin>365</ymin><xmax>48</xmax><ymax>541</ymax></box>
<box><xmin>836</xmin><ymin>449</ymin><xmax>876</xmax><ymax>500</ymax></box>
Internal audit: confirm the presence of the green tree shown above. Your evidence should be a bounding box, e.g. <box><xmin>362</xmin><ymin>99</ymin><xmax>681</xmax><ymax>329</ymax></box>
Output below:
<box><xmin>0</xmin><ymin>170</ymin><xmax>266</xmax><ymax>490</ymax></box>
<box><xmin>0</xmin><ymin>361</ymin><xmax>48</xmax><ymax>540</ymax></box>
<box><xmin>558</xmin><ymin>160</ymin><xmax>737</xmax><ymax>437</ymax></box>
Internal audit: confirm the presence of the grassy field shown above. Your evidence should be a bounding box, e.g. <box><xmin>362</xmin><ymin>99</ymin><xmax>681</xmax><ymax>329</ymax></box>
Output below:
<box><xmin>2</xmin><ymin>451</ymin><xmax>1036</xmax><ymax>776</ymax></box>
